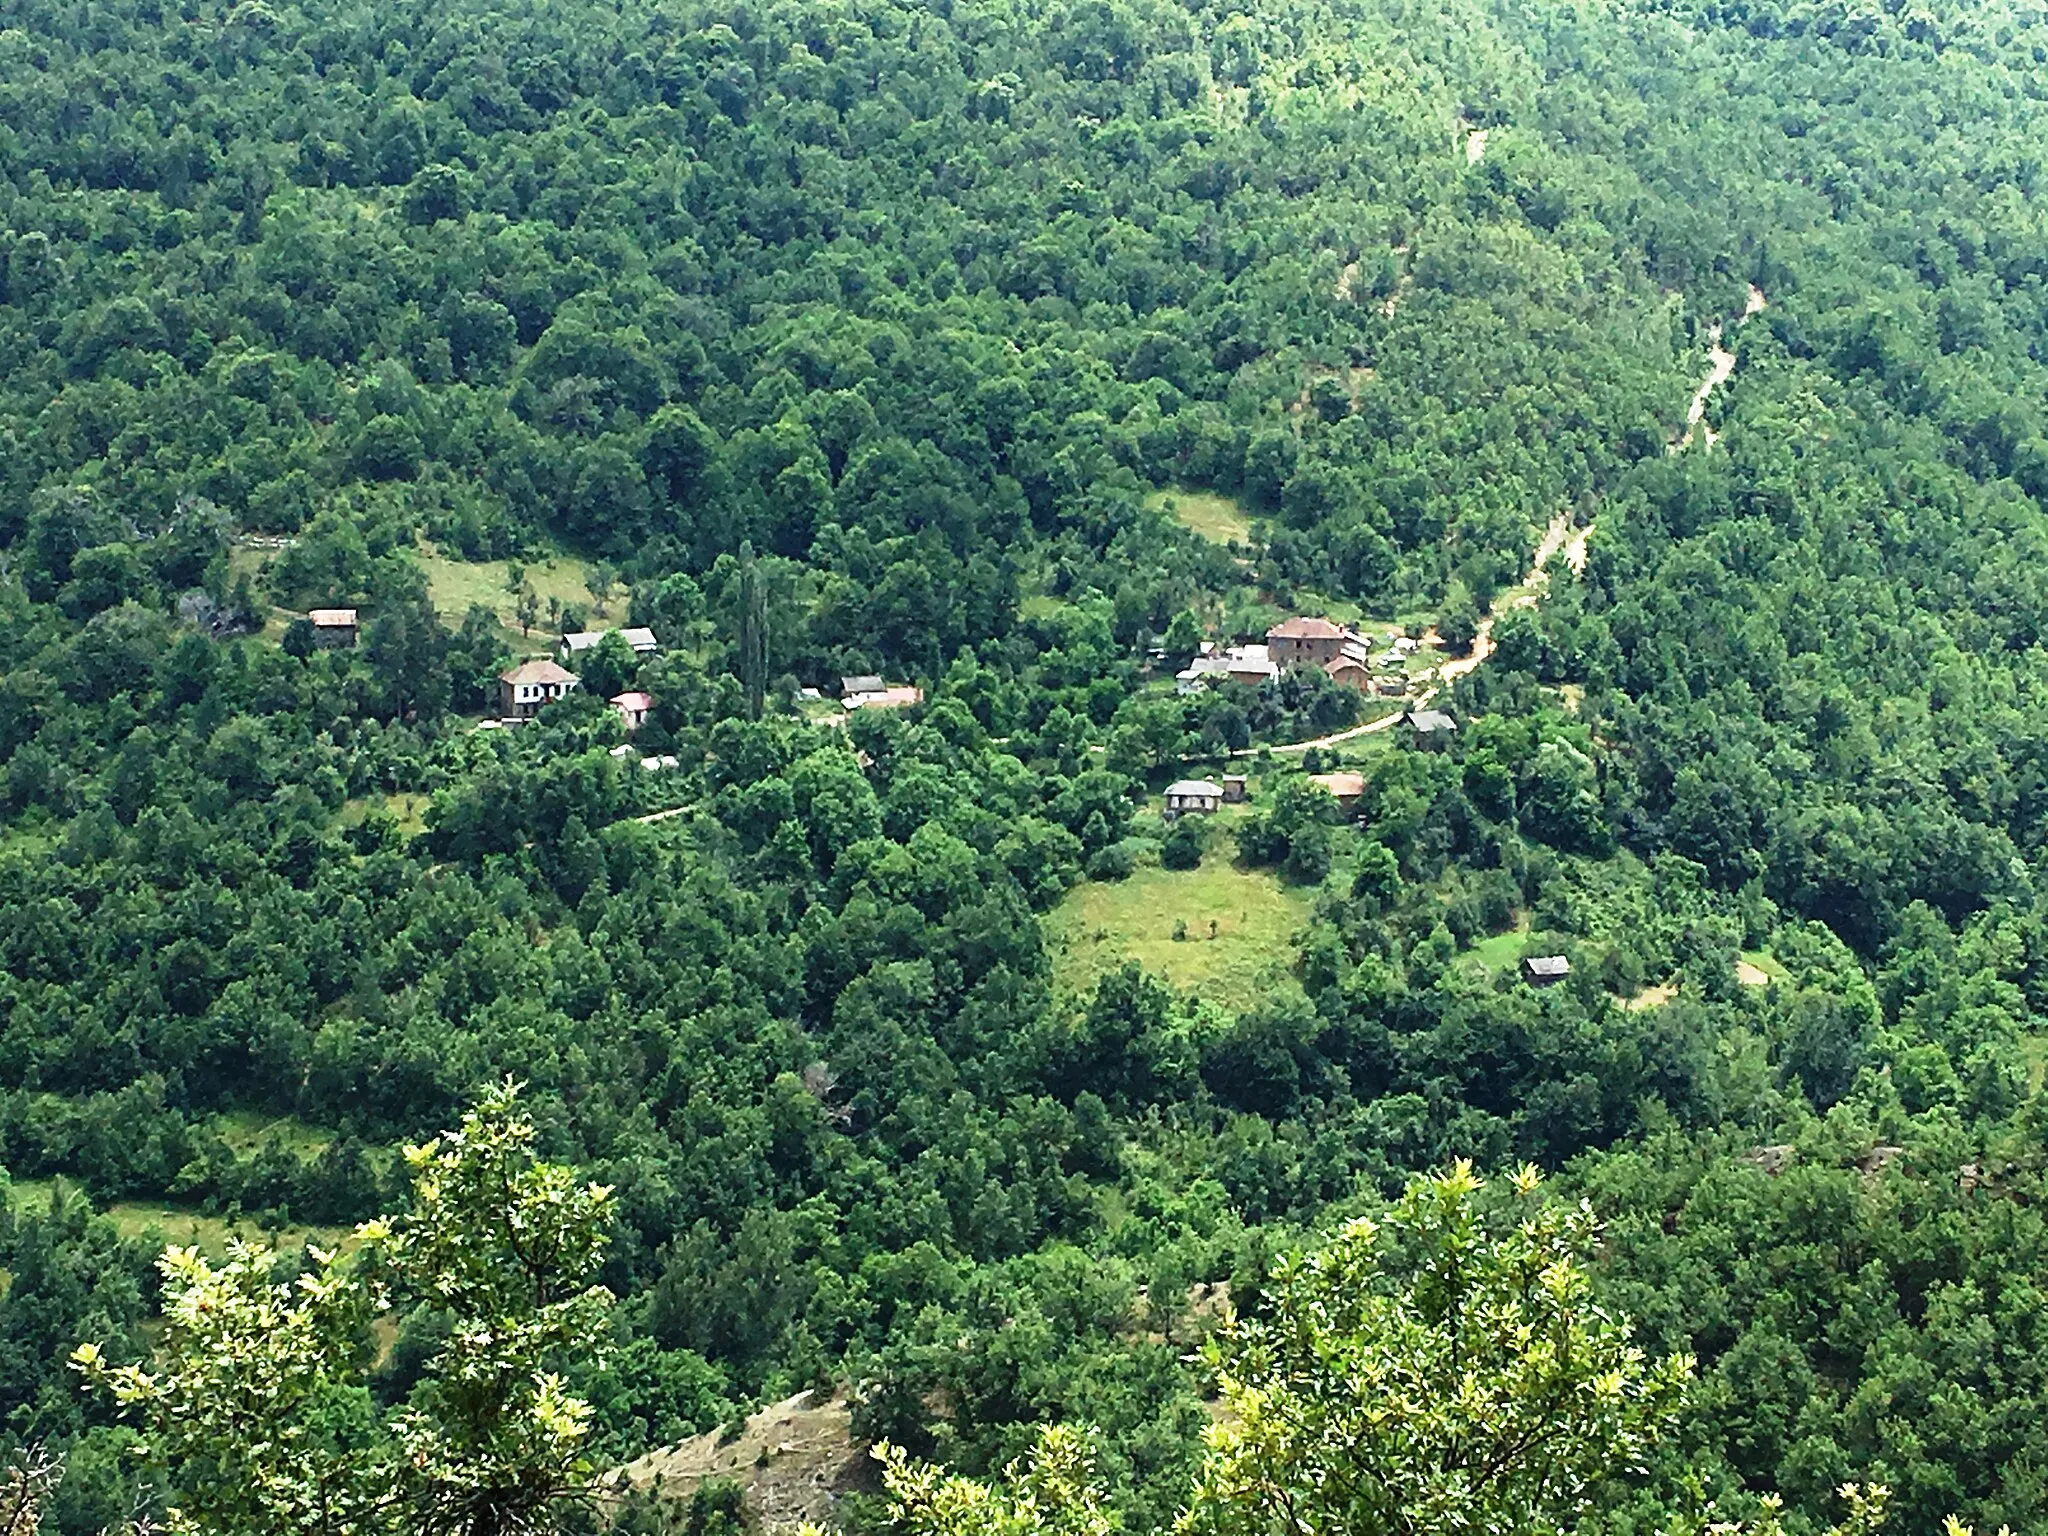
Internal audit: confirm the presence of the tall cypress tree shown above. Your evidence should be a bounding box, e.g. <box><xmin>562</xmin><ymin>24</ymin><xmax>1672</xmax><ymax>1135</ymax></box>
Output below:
<box><xmin>736</xmin><ymin>541</ymin><xmax>766</xmax><ymax>721</ymax></box>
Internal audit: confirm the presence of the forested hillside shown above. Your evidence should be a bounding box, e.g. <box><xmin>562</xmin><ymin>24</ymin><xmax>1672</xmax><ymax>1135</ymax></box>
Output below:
<box><xmin>4</xmin><ymin>0</ymin><xmax>2048</xmax><ymax>1531</ymax></box>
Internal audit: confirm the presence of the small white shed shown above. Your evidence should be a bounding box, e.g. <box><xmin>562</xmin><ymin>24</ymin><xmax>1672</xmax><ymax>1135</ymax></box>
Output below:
<box><xmin>1165</xmin><ymin>779</ymin><xmax>1225</xmax><ymax>815</ymax></box>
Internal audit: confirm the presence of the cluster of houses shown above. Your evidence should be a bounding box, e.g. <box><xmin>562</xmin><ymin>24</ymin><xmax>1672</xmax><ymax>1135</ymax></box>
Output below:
<box><xmin>484</xmin><ymin>633</ymin><xmax>924</xmax><ymax>731</ymax></box>
<box><xmin>495</xmin><ymin>626</ymin><xmax>662</xmax><ymax>729</ymax></box>
<box><xmin>298</xmin><ymin>599</ymin><xmax>927</xmax><ymax>732</ymax></box>
<box><xmin>1178</xmin><ymin>617</ymin><xmax>1421</xmax><ymax>697</ymax></box>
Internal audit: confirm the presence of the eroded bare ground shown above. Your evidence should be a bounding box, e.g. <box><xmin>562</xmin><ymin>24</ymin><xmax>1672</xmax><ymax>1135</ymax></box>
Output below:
<box><xmin>612</xmin><ymin>1390</ymin><xmax>872</xmax><ymax>1532</ymax></box>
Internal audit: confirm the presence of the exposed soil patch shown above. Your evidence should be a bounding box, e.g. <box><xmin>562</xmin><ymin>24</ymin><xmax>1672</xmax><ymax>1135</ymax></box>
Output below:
<box><xmin>1621</xmin><ymin>982</ymin><xmax>1676</xmax><ymax>1012</ymax></box>
<box><xmin>613</xmin><ymin>1391</ymin><xmax>872</xmax><ymax>1533</ymax></box>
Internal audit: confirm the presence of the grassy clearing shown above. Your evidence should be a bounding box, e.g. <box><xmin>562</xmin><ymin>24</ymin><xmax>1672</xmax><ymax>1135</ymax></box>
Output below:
<box><xmin>1045</xmin><ymin>855</ymin><xmax>1313</xmax><ymax>1002</ymax></box>
<box><xmin>1322</xmin><ymin>729</ymin><xmax>1404</xmax><ymax>768</ymax></box>
<box><xmin>415</xmin><ymin>546</ymin><xmax>602</xmax><ymax>651</ymax></box>
<box><xmin>226</xmin><ymin>544</ymin><xmax>295</xmax><ymax>639</ymax></box>
<box><xmin>340</xmin><ymin>792</ymin><xmax>431</xmax><ymax>838</ymax></box>
<box><xmin>1148</xmin><ymin>487</ymin><xmax>1255</xmax><ymax>546</ymax></box>
<box><xmin>4</xmin><ymin>1178</ymin><xmax>354</xmax><ymax>1257</ymax></box>
<box><xmin>1461</xmin><ymin>915</ymin><xmax>1532</xmax><ymax>973</ymax></box>
<box><xmin>209</xmin><ymin>1112</ymin><xmax>335</xmax><ymax>1159</ymax></box>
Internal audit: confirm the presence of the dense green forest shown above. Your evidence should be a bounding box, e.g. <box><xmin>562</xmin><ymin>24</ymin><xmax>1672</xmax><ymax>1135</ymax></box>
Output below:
<box><xmin>4</xmin><ymin>0</ymin><xmax>2048</xmax><ymax>1529</ymax></box>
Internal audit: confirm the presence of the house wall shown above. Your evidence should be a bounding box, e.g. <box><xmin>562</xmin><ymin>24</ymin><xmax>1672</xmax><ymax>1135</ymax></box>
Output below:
<box><xmin>1272</xmin><ymin>634</ymin><xmax>1346</xmax><ymax>666</ymax></box>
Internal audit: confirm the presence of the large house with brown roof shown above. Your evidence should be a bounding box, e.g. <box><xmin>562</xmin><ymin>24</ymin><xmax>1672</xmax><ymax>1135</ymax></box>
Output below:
<box><xmin>1267</xmin><ymin>616</ymin><xmax>1386</xmax><ymax>692</ymax></box>
<box><xmin>499</xmin><ymin>659</ymin><xmax>580</xmax><ymax>719</ymax></box>
<box><xmin>1267</xmin><ymin>616</ymin><xmax>1357</xmax><ymax>667</ymax></box>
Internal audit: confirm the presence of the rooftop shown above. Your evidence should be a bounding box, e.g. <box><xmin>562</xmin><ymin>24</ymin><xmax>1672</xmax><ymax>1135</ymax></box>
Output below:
<box><xmin>1268</xmin><ymin>616</ymin><xmax>1351</xmax><ymax>640</ymax></box>
<box><xmin>610</xmin><ymin>691</ymin><xmax>654</xmax><ymax>710</ymax></box>
<box><xmin>1523</xmin><ymin>955</ymin><xmax>1572</xmax><ymax>977</ymax></box>
<box><xmin>840</xmin><ymin>674</ymin><xmax>886</xmax><ymax>695</ymax></box>
<box><xmin>563</xmin><ymin>627</ymin><xmax>658</xmax><ymax>653</ymax></box>
<box><xmin>307</xmin><ymin>608</ymin><xmax>357</xmax><ymax>626</ymax></box>
<box><xmin>501</xmin><ymin>658</ymin><xmax>578</xmax><ymax>687</ymax></box>
<box><xmin>1309</xmin><ymin>771</ymin><xmax>1367</xmax><ymax>798</ymax></box>
<box><xmin>1407</xmin><ymin>709</ymin><xmax>1458</xmax><ymax>733</ymax></box>
<box><xmin>846</xmin><ymin>685</ymin><xmax>922</xmax><ymax>710</ymax></box>
<box><xmin>1168</xmin><ymin>779</ymin><xmax>1225</xmax><ymax>797</ymax></box>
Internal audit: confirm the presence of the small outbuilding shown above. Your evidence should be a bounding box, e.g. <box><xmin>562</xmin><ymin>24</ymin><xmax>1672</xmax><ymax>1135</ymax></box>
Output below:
<box><xmin>1522</xmin><ymin>955</ymin><xmax>1571</xmax><ymax>986</ymax></box>
<box><xmin>1165</xmin><ymin>778</ymin><xmax>1225</xmax><ymax>815</ymax></box>
<box><xmin>1177</xmin><ymin>657</ymin><xmax>1230</xmax><ymax>694</ymax></box>
<box><xmin>839</xmin><ymin>674</ymin><xmax>886</xmax><ymax>698</ymax></box>
<box><xmin>499</xmin><ymin>658</ymin><xmax>580</xmax><ymax>719</ymax></box>
<box><xmin>1221</xmin><ymin>775</ymin><xmax>1249</xmax><ymax>804</ymax></box>
<box><xmin>307</xmin><ymin>608</ymin><xmax>358</xmax><ymax>648</ymax></box>
<box><xmin>611</xmin><ymin>690</ymin><xmax>653</xmax><ymax>731</ymax></box>
<box><xmin>1324</xmin><ymin>658</ymin><xmax>1372</xmax><ymax>691</ymax></box>
<box><xmin>1404</xmin><ymin>708</ymin><xmax>1458</xmax><ymax>747</ymax></box>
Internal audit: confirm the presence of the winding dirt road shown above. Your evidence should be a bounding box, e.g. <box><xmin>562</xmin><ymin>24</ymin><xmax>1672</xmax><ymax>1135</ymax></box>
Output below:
<box><xmin>1271</xmin><ymin>286</ymin><xmax>1767</xmax><ymax>756</ymax></box>
<box><xmin>1674</xmin><ymin>285</ymin><xmax>1766</xmax><ymax>451</ymax></box>
<box><xmin>1240</xmin><ymin>509</ymin><xmax>1584</xmax><ymax>756</ymax></box>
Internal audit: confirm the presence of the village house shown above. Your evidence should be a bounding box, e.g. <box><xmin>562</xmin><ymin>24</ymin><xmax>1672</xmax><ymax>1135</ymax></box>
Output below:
<box><xmin>307</xmin><ymin>608</ymin><xmax>358</xmax><ymax>648</ymax></box>
<box><xmin>1404</xmin><ymin>708</ymin><xmax>1458</xmax><ymax>748</ymax></box>
<box><xmin>562</xmin><ymin>626</ymin><xmax>659</xmax><ymax>661</ymax></box>
<box><xmin>1324</xmin><ymin>657</ymin><xmax>1373</xmax><ymax>691</ymax></box>
<box><xmin>1522</xmin><ymin>955</ymin><xmax>1571</xmax><ymax>986</ymax></box>
<box><xmin>1267</xmin><ymin>617</ymin><xmax>1384</xmax><ymax>692</ymax></box>
<box><xmin>611</xmin><ymin>690</ymin><xmax>653</xmax><ymax>731</ymax></box>
<box><xmin>839</xmin><ymin>674</ymin><xmax>885</xmax><ymax>698</ymax></box>
<box><xmin>1224</xmin><ymin>644</ymin><xmax>1280</xmax><ymax>686</ymax></box>
<box><xmin>1267</xmin><ymin>616</ymin><xmax>1357</xmax><ymax>667</ymax></box>
<box><xmin>1308</xmin><ymin>771</ymin><xmax>1367</xmax><ymax>808</ymax></box>
<box><xmin>499</xmin><ymin>659</ymin><xmax>580</xmax><ymax>719</ymax></box>
<box><xmin>1165</xmin><ymin>778</ymin><xmax>1225</xmax><ymax>815</ymax></box>
<box><xmin>1373</xmin><ymin>673</ymin><xmax>1409</xmax><ymax>697</ymax></box>
<box><xmin>1176</xmin><ymin>641</ymin><xmax>1288</xmax><ymax>692</ymax></box>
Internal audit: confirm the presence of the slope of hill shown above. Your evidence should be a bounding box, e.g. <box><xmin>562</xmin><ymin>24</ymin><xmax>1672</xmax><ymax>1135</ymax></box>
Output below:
<box><xmin>5</xmin><ymin>0</ymin><xmax>2048</xmax><ymax>1532</ymax></box>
